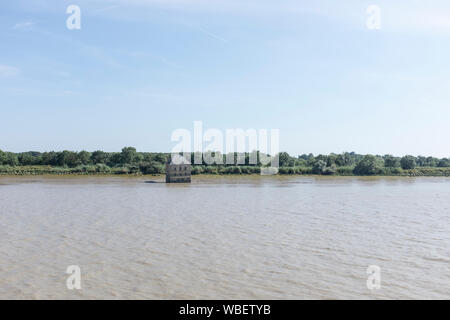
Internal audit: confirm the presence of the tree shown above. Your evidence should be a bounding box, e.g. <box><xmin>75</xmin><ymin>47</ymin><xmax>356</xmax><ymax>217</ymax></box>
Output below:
<box><xmin>384</xmin><ymin>155</ymin><xmax>400</xmax><ymax>168</ymax></box>
<box><xmin>120</xmin><ymin>147</ymin><xmax>142</xmax><ymax>164</ymax></box>
<box><xmin>307</xmin><ymin>156</ymin><xmax>317</xmax><ymax>166</ymax></box>
<box><xmin>154</xmin><ymin>153</ymin><xmax>167</xmax><ymax>164</ymax></box>
<box><xmin>315</xmin><ymin>154</ymin><xmax>327</xmax><ymax>162</ymax></box>
<box><xmin>353</xmin><ymin>155</ymin><xmax>384</xmax><ymax>175</ymax></box>
<box><xmin>416</xmin><ymin>156</ymin><xmax>427</xmax><ymax>167</ymax></box>
<box><xmin>56</xmin><ymin>150</ymin><xmax>78</xmax><ymax>167</ymax></box>
<box><xmin>0</xmin><ymin>150</ymin><xmax>7</xmax><ymax>165</ymax></box>
<box><xmin>18</xmin><ymin>152</ymin><xmax>36</xmax><ymax>166</ymax></box>
<box><xmin>312</xmin><ymin>160</ymin><xmax>327</xmax><ymax>174</ymax></box>
<box><xmin>326</xmin><ymin>153</ymin><xmax>338</xmax><ymax>166</ymax></box>
<box><xmin>107</xmin><ymin>153</ymin><xmax>122</xmax><ymax>167</ymax></box>
<box><xmin>294</xmin><ymin>158</ymin><xmax>307</xmax><ymax>167</ymax></box>
<box><xmin>41</xmin><ymin>152</ymin><xmax>58</xmax><ymax>166</ymax></box>
<box><xmin>425</xmin><ymin>157</ymin><xmax>439</xmax><ymax>167</ymax></box>
<box><xmin>335</xmin><ymin>152</ymin><xmax>355</xmax><ymax>166</ymax></box>
<box><xmin>91</xmin><ymin>150</ymin><xmax>109</xmax><ymax>164</ymax></box>
<box><xmin>400</xmin><ymin>155</ymin><xmax>416</xmax><ymax>170</ymax></box>
<box><xmin>77</xmin><ymin>151</ymin><xmax>92</xmax><ymax>165</ymax></box>
<box><xmin>438</xmin><ymin>158</ymin><xmax>450</xmax><ymax>167</ymax></box>
<box><xmin>6</xmin><ymin>153</ymin><xmax>18</xmax><ymax>166</ymax></box>
<box><xmin>277</xmin><ymin>152</ymin><xmax>294</xmax><ymax>167</ymax></box>
<box><xmin>298</xmin><ymin>154</ymin><xmax>311</xmax><ymax>160</ymax></box>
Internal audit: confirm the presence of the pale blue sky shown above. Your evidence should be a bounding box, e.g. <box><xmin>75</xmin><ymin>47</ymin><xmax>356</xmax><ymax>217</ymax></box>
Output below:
<box><xmin>1</xmin><ymin>0</ymin><xmax>449</xmax><ymax>157</ymax></box>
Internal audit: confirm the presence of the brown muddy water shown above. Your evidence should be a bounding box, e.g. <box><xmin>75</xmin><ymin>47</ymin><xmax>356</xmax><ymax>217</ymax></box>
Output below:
<box><xmin>0</xmin><ymin>175</ymin><xmax>449</xmax><ymax>299</ymax></box>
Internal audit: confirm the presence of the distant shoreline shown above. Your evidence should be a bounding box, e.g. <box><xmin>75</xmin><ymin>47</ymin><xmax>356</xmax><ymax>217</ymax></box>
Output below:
<box><xmin>1</xmin><ymin>165</ymin><xmax>449</xmax><ymax>177</ymax></box>
<box><xmin>1</xmin><ymin>149</ymin><xmax>449</xmax><ymax>177</ymax></box>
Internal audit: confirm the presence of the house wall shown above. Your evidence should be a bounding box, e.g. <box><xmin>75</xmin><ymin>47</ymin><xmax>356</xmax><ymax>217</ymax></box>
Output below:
<box><xmin>165</xmin><ymin>164</ymin><xmax>192</xmax><ymax>183</ymax></box>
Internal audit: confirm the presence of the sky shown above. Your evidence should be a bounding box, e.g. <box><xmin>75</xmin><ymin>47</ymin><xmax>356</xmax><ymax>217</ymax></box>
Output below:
<box><xmin>1</xmin><ymin>0</ymin><xmax>449</xmax><ymax>157</ymax></box>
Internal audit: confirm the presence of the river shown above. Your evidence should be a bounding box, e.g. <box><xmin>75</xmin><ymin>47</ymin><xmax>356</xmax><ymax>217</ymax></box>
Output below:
<box><xmin>0</xmin><ymin>176</ymin><xmax>449</xmax><ymax>299</ymax></box>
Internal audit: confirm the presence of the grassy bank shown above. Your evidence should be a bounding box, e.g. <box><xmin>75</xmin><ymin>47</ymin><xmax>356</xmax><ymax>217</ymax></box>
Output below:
<box><xmin>1</xmin><ymin>165</ymin><xmax>449</xmax><ymax>176</ymax></box>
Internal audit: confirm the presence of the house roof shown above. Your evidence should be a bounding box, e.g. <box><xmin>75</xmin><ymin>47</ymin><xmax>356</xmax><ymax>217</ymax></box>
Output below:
<box><xmin>169</xmin><ymin>154</ymin><xmax>191</xmax><ymax>165</ymax></box>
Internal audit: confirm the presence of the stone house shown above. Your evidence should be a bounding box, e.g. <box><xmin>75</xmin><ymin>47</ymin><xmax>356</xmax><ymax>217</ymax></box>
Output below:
<box><xmin>165</xmin><ymin>154</ymin><xmax>191</xmax><ymax>183</ymax></box>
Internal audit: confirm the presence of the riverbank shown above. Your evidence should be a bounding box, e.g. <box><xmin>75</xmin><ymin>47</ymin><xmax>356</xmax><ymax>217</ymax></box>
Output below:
<box><xmin>1</xmin><ymin>165</ymin><xmax>449</xmax><ymax>176</ymax></box>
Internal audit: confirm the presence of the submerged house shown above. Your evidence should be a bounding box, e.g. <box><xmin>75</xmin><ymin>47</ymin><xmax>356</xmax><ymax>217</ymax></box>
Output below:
<box><xmin>165</xmin><ymin>154</ymin><xmax>191</xmax><ymax>183</ymax></box>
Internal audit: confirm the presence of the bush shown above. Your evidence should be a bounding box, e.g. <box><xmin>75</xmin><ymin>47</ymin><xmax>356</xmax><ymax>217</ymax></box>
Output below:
<box><xmin>127</xmin><ymin>165</ymin><xmax>141</xmax><ymax>174</ymax></box>
<box><xmin>336</xmin><ymin>166</ymin><xmax>354</xmax><ymax>175</ymax></box>
<box><xmin>139</xmin><ymin>162</ymin><xmax>164</xmax><ymax>174</ymax></box>
<box><xmin>240</xmin><ymin>166</ymin><xmax>250</xmax><ymax>174</ymax></box>
<box><xmin>202</xmin><ymin>166</ymin><xmax>218</xmax><ymax>174</ymax></box>
<box><xmin>294</xmin><ymin>167</ymin><xmax>312</xmax><ymax>174</ymax></box>
<box><xmin>251</xmin><ymin>166</ymin><xmax>261</xmax><ymax>174</ymax></box>
<box><xmin>322</xmin><ymin>165</ymin><xmax>337</xmax><ymax>175</ymax></box>
<box><xmin>384</xmin><ymin>167</ymin><xmax>402</xmax><ymax>175</ymax></box>
<box><xmin>95</xmin><ymin>164</ymin><xmax>111</xmax><ymax>173</ymax></box>
<box><xmin>111</xmin><ymin>167</ymin><xmax>130</xmax><ymax>175</ymax></box>
<box><xmin>191</xmin><ymin>166</ymin><xmax>203</xmax><ymax>175</ymax></box>
<box><xmin>231</xmin><ymin>166</ymin><xmax>241</xmax><ymax>174</ymax></box>
<box><xmin>219</xmin><ymin>166</ymin><xmax>242</xmax><ymax>174</ymax></box>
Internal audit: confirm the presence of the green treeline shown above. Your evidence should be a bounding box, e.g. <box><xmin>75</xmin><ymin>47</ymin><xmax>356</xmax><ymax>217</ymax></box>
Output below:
<box><xmin>0</xmin><ymin>147</ymin><xmax>449</xmax><ymax>176</ymax></box>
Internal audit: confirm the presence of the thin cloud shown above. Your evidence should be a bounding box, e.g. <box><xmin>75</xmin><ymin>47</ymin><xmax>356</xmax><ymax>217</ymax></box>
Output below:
<box><xmin>195</xmin><ymin>25</ymin><xmax>228</xmax><ymax>43</ymax></box>
<box><xmin>83</xmin><ymin>0</ymin><xmax>450</xmax><ymax>34</ymax></box>
<box><xmin>80</xmin><ymin>45</ymin><xmax>127</xmax><ymax>70</ymax></box>
<box><xmin>388</xmin><ymin>9</ymin><xmax>450</xmax><ymax>33</ymax></box>
<box><xmin>26</xmin><ymin>27</ymin><xmax>128</xmax><ymax>71</ymax></box>
<box><xmin>1</xmin><ymin>86</ymin><xmax>80</xmax><ymax>97</ymax></box>
<box><xmin>0</xmin><ymin>65</ymin><xmax>20</xmax><ymax>77</ymax></box>
<box><xmin>91</xmin><ymin>4</ymin><xmax>122</xmax><ymax>14</ymax></box>
<box><xmin>120</xmin><ymin>50</ymin><xmax>182</xmax><ymax>69</ymax></box>
<box><xmin>11</xmin><ymin>21</ymin><xmax>35</xmax><ymax>31</ymax></box>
